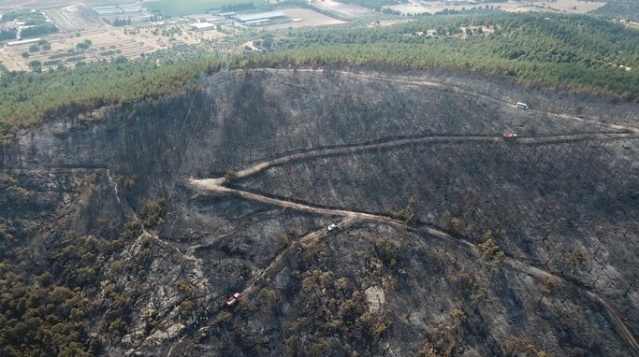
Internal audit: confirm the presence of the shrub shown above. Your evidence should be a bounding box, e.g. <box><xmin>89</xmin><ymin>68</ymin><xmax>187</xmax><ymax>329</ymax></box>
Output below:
<box><xmin>140</xmin><ymin>198</ymin><xmax>167</xmax><ymax>228</ymax></box>
<box><xmin>225</xmin><ymin>169</ymin><xmax>238</xmax><ymax>182</ymax></box>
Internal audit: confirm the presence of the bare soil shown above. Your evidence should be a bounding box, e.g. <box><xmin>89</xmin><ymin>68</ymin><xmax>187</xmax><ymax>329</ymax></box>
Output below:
<box><xmin>389</xmin><ymin>0</ymin><xmax>606</xmax><ymax>15</ymax></box>
<box><xmin>266</xmin><ymin>8</ymin><xmax>345</xmax><ymax>29</ymax></box>
<box><xmin>0</xmin><ymin>27</ymin><xmax>157</xmax><ymax>71</ymax></box>
<box><xmin>0</xmin><ymin>23</ymin><xmax>230</xmax><ymax>71</ymax></box>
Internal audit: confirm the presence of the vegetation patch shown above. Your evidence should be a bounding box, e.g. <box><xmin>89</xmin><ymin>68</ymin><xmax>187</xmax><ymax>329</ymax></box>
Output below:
<box><xmin>1</xmin><ymin>10</ymin><xmax>59</xmax><ymax>39</ymax></box>
<box><xmin>340</xmin><ymin>0</ymin><xmax>402</xmax><ymax>11</ymax></box>
<box><xmin>592</xmin><ymin>0</ymin><xmax>639</xmax><ymax>21</ymax></box>
<box><xmin>1</xmin><ymin>13</ymin><xmax>639</xmax><ymax>133</ymax></box>
<box><xmin>145</xmin><ymin>0</ymin><xmax>261</xmax><ymax>17</ymax></box>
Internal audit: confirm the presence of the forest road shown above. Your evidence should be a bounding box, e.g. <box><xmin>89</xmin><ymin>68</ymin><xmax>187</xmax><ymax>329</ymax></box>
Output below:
<box><xmin>185</xmin><ymin>72</ymin><xmax>639</xmax><ymax>351</ymax></box>
<box><xmin>188</xmin><ymin>175</ymin><xmax>639</xmax><ymax>353</ymax></box>
<box><xmin>187</xmin><ymin>129</ymin><xmax>639</xmax><ymax>353</ymax></box>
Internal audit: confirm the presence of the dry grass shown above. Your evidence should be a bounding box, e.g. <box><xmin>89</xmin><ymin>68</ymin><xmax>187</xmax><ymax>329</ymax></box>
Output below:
<box><xmin>387</xmin><ymin>0</ymin><xmax>605</xmax><ymax>15</ymax></box>
<box><xmin>0</xmin><ymin>28</ymin><xmax>157</xmax><ymax>71</ymax></box>
<box><xmin>0</xmin><ymin>24</ymin><xmax>231</xmax><ymax>72</ymax></box>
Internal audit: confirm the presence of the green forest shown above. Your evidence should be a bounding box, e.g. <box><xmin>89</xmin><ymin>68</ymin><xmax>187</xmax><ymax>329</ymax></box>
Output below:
<box><xmin>0</xmin><ymin>10</ymin><xmax>59</xmax><ymax>39</ymax></box>
<box><xmin>592</xmin><ymin>0</ymin><xmax>639</xmax><ymax>21</ymax></box>
<box><xmin>1</xmin><ymin>12</ymin><xmax>639</xmax><ymax>134</ymax></box>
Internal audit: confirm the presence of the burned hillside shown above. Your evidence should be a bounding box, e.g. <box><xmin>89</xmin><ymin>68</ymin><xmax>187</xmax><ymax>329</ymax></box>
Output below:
<box><xmin>0</xmin><ymin>69</ymin><xmax>638</xmax><ymax>356</ymax></box>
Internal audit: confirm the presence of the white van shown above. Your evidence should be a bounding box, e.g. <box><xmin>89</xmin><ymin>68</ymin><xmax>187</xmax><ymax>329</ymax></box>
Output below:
<box><xmin>516</xmin><ymin>102</ymin><xmax>528</xmax><ymax>110</ymax></box>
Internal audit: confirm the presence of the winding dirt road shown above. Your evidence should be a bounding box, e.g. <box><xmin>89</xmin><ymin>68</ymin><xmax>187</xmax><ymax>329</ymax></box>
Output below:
<box><xmin>193</xmin><ymin>131</ymin><xmax>636</xmax><ymax>191</ymax></box>
<box><xmin>189</xmin><ymin>177</ymin><xmax>639</xmax><ymax>353</ymax></box>
<box><xmin>187</xmin><ymin>128</ymin><xmax>639</xmax><ymax>353</ymax></box>
<box><xmin>182</xmin><ymin>69</ymin><xmax>639</xmax><ymax>352</ymax></box>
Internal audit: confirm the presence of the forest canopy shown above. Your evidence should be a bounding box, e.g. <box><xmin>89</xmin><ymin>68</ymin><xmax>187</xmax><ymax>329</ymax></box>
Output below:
<box><xmin>1</xmin><ymin>12</ymin><xmax>638</xmax><ymax>134</ymax></box>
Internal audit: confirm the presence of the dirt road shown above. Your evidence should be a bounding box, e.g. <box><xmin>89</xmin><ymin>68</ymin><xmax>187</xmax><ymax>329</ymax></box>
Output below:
<box><xmin>194</xmin><ymin>131</ymin><xmax>636</xmax><ymax>189</ymax></box>
<box><xmin>239</xmin><ymin>216</ymin><xmax>357</xmax><ymax>298</ymax></box>
<box><xmin>187</xmin><ymin>127</ymin><xmax>639</xmax><ymax>353</ymax></box>
<box><xmin>189</xmin><ymin>174</ymin><xmax>639</xmax><ymax>353</ymax></box>
<box><xmin>180</xmin><ymin>69</ymin><xmax>639</xmax><ymax>352</ymax></box>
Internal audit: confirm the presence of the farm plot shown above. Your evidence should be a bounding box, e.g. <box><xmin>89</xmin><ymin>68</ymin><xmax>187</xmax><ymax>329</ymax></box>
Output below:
<box><xmin>265</xmin><ymin>8</ymin><xmax>345</xmax><ymax>29</ymax></box>
<box><xmin>387</xmin><ymin>0</ymin><xmax>605</xmax><ymax>15</ymax></box>
<box><xmin>144</xmin><ymin>0</ymin><xmax>253</xmax><ymax>17</ymax></box>
<box><xmin>0</xmin><ymin>0</ymin><xmax>76</xmax><ymax>12</ymax></box>
<box><xmin>535</xmin><ymin>0</ymin><xmax>606</xmax><ymax>13</ymax></box>
<box><xmin>0</xmin><ymin>27</ymin><xmax>158</xmax><ymax>71</ymax></box>
<box><xmin>134</xmin><ymin>25</ymin><xmax>229</xmax><ymax>46</ymax></box>
<box><xmin>0</xmin><ymin>23</ymin><xmax>232</xmax><ymax>72</ymax></box>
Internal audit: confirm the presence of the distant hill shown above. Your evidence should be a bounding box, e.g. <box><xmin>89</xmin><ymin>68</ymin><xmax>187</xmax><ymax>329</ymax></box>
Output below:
<box><xmin>591</xmin><ymin>0</ymin><xmax>639</xmax><ymax>21</ymax></box>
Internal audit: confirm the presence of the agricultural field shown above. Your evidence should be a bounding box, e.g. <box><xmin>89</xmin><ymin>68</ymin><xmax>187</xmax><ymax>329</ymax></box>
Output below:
<box><xmin>0</xmin><ymin>0</ymin><xmax>76</xmax><ymax>12</ymax></box>
<box><xmin>0</xmin><ymin>0</ymin><xmax>320</xmax><ymax>73</ymax></box>
<box><xmin>538</xmin><ymin>0</ymin><xmax>607</xmax><ymax>13</ymax></box>
<box><xmin>0</xmin><ymin>28</ymin><xmax>153</xmax><ymax>71</ymax></box>
<box><xmin>0</xmin><ymin>24</ymin><xmax>230</xmax><ymax>72</ymax></box>
<box><xmin>388</xmin><ymin>0</ymin><xmax>607</xmax><ymax>15</ymax></box>
<box><xmin>143</xmin><ymin>0</ymin><xmax>258</xmax><ymax>17</ymax></box>
<box><xmin>88</xmin><ymin>0</ymin><xmax>144</xmax><ymax>5</ymax></box>
<box><xmin>310</xmin><ymin>0</ymin><xmax>376</xmax><ymax>19</ymax></box>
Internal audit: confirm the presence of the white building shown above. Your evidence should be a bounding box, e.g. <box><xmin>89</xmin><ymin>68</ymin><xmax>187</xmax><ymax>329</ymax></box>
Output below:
<box><xmin>233</xmin><ymin>11</ymin><xmax>288</xmax><ymax>25</ymax></box>
<box><xmin>191</xmin><ymin>22</ymin><xmax>217</xmax><ymax>31</ymax></box>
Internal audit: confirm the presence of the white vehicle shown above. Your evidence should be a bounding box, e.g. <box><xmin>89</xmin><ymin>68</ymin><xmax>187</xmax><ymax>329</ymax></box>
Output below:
<box><xmin>327</xmin><ymin>223</ymin><xmax>338</xmax><ymax>231</ymax></box>
<box><xmin>503</xmin><ymin>130</ymin><xmax>518</xmax><ymax>140</ymax></box>
<box><xmin>516</xmin><ymin>102</ymin><xmax>529</xmax><ymax>110</ymax></box>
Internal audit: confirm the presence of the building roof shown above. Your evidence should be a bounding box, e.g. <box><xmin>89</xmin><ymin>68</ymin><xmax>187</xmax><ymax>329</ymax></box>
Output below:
<box><xmin>191</xmin><ymin>22</ymin><xmax>216</xmax><ymax>29</ymax></box>
<box><xmin>234</xmin><ymin>11</ymin><xmax>286</xmax><ymax>23</ymax></box>
<box><xmin>7</xmin><ymin>38</ymin><xmax>41</xmax><ymax>46</ymax></box>
<box><xmin>244</xmin><ymin>19</ymin><xmax>271</xmax><ymax>26</ymax></box>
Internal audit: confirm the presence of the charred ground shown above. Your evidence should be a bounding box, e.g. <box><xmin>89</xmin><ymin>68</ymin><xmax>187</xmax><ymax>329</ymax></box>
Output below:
<box><xmin>0</xmin><ymin>69</ymin><xmax>638</xmax><ymax>356</ymax></box>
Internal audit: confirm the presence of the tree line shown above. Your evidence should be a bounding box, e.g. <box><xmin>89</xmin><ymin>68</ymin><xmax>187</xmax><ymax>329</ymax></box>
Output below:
<box><xmin>1</xmin><ymin>12</ymin><xmax>639</xmax><ymax>134</ymax></box>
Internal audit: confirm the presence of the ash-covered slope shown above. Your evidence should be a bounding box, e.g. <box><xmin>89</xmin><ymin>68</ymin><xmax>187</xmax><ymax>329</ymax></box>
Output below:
<box><xmin>0</xmin><ymin>69</ymin><xmax>637</xmax><ymax>356</ymax></box>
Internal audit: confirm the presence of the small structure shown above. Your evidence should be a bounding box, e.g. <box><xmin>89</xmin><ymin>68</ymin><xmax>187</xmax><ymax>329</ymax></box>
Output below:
<box><xmin>218</xmin><ymin>11</ymin><xmax>237</xmax><ymax>17</ymax></box>
<box><xmin>226</xmin><ymin>292</ymin><xmax>241</xmax><ymax>307</ymax></box>
<box><xmin>191</xmin><ymin>22</ymin><xmax>217</xmax><ymax>31</ymax></box>
<box><xmin>233</xmin><ymin>11</ymin><xmax>288</xmax><ymax>26</ymax></box>
<box><xmin>516</xmin><ymin>102</ymin><xmax>528</xmax><ymax>110</ymax></box>
<box><xmin>503</xmin><ymin>131</ymin><xmax>518</xmax><ymax>140</ymax></box>
<box><xmin>7</xmin><ymin>38</ymin><xmax>41</xmax><ymax>46</ymax></box>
